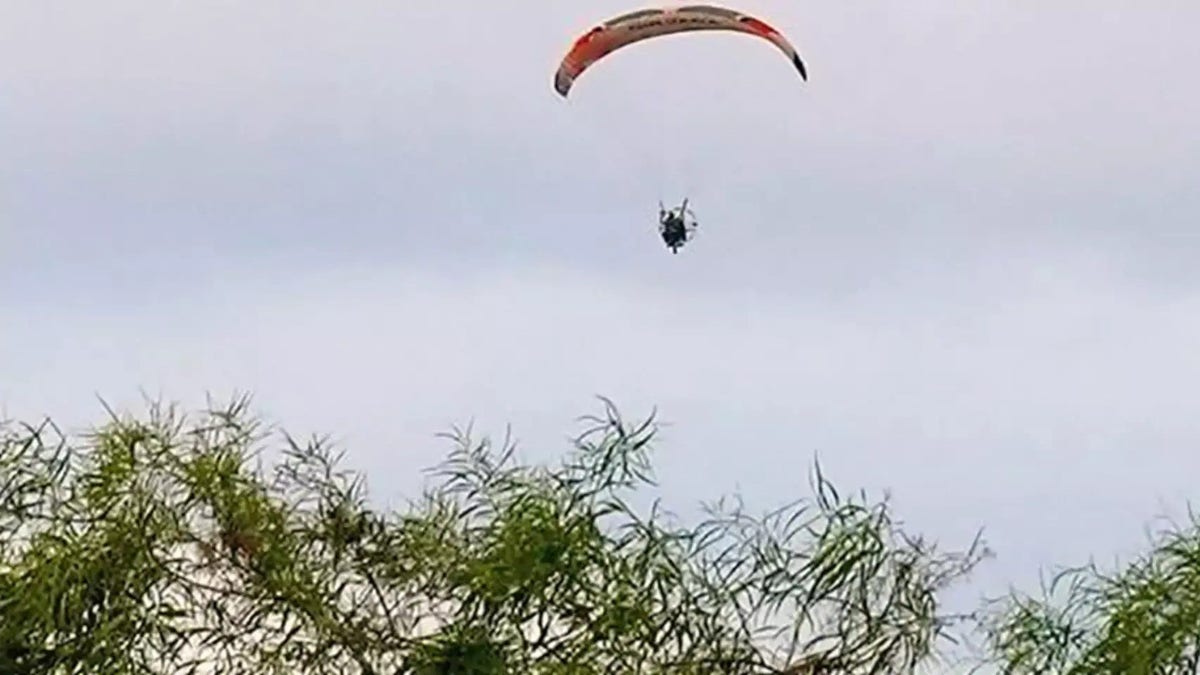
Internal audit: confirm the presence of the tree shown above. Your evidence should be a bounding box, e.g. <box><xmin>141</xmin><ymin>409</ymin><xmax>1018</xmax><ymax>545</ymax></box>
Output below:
<box><xmin>979</xmin><ymin>511</ymin><xmax>1200</xmax><ymax>674</ymax></box>
<box><xmin>0</xmin><ymin>396</ymin><xmax>988</xmax><ymax>674</ymax></box>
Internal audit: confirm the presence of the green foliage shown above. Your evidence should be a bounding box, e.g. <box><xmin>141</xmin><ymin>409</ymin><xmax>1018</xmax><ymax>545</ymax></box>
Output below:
<box><xmin>0</xmin><ymin>396</ymin><xmax>986</xmax><ymax>674</ymax></box>
<box><xmin>981</xmin><ymin>511</ymin><xmax>1200</xmax><ymax>674</ymax></box>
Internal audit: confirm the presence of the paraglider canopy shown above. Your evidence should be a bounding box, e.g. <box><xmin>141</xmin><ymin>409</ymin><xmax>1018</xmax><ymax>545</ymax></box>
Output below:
<box><xmin>554</xmin><ymin>4</ymin><xmax>807</xmax><ymax>97</ymax></box>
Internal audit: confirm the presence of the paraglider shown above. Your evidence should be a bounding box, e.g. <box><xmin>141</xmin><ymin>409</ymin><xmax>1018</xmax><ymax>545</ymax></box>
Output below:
<box><xmin>553</xmin><ymin>5</ymin><xmax>807</xmax><ymax>253</ymax></box>
<box><xmin>659</xmin><ymin>199</ymin><xmax>698</xmax><ymax>254</ymax></box>
<box><xmin>553</xmin><ymin>5</ymin><xmax>807</xmax><ymax>98</ymax></box>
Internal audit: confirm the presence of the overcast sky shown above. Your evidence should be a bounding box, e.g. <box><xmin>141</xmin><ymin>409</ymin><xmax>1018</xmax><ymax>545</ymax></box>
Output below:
<box><xmin>4</xmin><ymin>0</ymin><xmax>1200</xmax><ymax>652</ymax></box>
